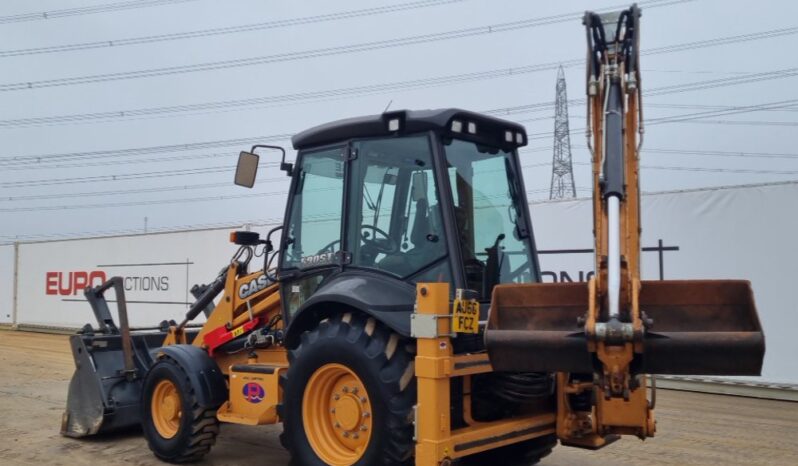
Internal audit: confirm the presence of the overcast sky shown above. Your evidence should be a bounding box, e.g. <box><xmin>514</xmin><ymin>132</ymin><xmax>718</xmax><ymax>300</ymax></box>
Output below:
<box><xmin>1</xmin><ymin>0</ymin><xmax>796</xmax><ymax>242</ymax></box>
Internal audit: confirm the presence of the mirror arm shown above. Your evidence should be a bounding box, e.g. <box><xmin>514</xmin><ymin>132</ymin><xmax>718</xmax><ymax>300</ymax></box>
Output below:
<box><xmin>251</xmin><ymin>144</ymin><xmax>292</xmax><ymax>175</ymax></box>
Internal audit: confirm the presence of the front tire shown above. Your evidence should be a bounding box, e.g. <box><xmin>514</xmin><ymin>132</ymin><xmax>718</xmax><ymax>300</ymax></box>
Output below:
<box><xmin>141</xmin><ymin>357</ymin><xmax>220</xmax><ymax>463</ymax></box>
<box><xmin>281</xmin><ymin>313</ymin><xmax>415</xmax><ymax>466</ymax></box>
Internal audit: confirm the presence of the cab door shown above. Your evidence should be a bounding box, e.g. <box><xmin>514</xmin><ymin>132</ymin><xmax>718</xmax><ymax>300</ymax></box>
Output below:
<box><xmin>279</xmin><ymin>145</ymin><xmax>347</xmax><ymax>319</ymax></box>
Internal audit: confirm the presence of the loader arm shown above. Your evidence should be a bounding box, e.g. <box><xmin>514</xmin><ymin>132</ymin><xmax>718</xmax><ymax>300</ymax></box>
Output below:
<box><xmin>485</xmin><ymin>2</ymin><xmax>765</xmax><ymax>446</ymax></box>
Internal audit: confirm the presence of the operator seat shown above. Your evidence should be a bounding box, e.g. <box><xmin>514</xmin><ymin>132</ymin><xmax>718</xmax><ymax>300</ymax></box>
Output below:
<box><xmin>378</xmin><ymin>198</ymin><xmax>440</xmax><ymax>276</ymax></box>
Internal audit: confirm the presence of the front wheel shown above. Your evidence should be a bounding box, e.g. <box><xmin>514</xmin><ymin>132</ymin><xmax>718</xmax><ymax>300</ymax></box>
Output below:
<box><xmin>281</xmin><ymin>313</ymin><xmax>416</xmax><ymax>466</ymax></box>
<box><xmin>141</xmin><ymin>357</ymin><xmax>220</xmax><ymax>463</ymax></box>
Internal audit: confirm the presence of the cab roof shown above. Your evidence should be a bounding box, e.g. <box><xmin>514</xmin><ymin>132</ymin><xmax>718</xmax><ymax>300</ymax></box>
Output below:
<box><xmin>291</xmin><ymin>108</ymin><xmax>528</xmax><ymax>151</ymax></box>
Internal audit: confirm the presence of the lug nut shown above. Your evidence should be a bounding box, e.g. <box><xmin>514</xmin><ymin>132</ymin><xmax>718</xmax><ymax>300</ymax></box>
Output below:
<box><xmin>334</xmin><ymin>394</ymin><xmax>340</xmax><ymax>400</ymax></box>
<box><xmin>330</xmin><ymin>408</ymin><xmax>336</xmax><ymax>414</ymax></box>
<box><xmin>360</xmin><ymin>396</ymin><xmax>367</xmax><ymax>403</ymax></box>
<box><xmin>361</xmin><ymin>425</ymin><xmax>368</xmax><ymax>431</ymax></box>
<box><xmin>351</xmin><ymin>387</ymin><xmax>359</xmax><ymax>394</ymax></box>
<box><xmin>335</xmin><ymin>422</ymin><xmax>341</xmax><ymax>428</ymax></box>
<box><xmin>343</xmin><ymin>387</ymin><xmax>350</xmax><ymax>393</ymax></box>
<box><xmin>343</xmin><ymin>432</ymin><xmax>349</xmax><ymax>438</ymax></box>
<box><xmin>362</xmin><ymin>412</ymin><xmax>370</xmax><ymax>418</ymax></box>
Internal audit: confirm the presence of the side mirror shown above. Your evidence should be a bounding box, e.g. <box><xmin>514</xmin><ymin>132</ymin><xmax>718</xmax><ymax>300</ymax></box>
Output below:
<box><xmin>235</xmin><ymin>151</ymin><xmax>259</xmax><ymax>188</ymax></box>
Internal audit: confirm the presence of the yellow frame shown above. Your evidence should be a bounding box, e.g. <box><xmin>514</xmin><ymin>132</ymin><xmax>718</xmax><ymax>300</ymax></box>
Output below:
<box><xmin>414</xmin><ymin>283</ymin><xmax>556</xmax><ymax>465</ymax></box>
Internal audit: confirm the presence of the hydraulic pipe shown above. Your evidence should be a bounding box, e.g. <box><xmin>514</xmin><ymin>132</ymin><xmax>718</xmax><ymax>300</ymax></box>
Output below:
<box><xmin>607</xmin><ymin>195</ymin><xmax>621</xmax><ymax>319</ymax></box>
<box><xmin>603</xmin><ymin>75</ymin><xmax>625</xmax><ymax>320</ymax></box>
<box><xmin>178</xmin><ymin>272</ymin><xmax>225</xmax><ymax>329</ymax></box>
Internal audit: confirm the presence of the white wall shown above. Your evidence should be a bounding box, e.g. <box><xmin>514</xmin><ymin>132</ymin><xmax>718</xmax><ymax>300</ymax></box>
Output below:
<box><xmin>7</xmin><ymin>181</ymin><xmax>796</xmax><ymax>385</ymax></box>
<box><xmin>14</xmin><ymin>225</ymin><xmax>279</xmax><ymax>329</ymax></box>
<box><xmin>0</xmin><ymin>244</ymin><xmax>14</xmax><ymax>324</ymax></box>
<box><xmin>531</xmin><ymin>182</ymin><xmax>798</xmax><ymax>385</ymax></box>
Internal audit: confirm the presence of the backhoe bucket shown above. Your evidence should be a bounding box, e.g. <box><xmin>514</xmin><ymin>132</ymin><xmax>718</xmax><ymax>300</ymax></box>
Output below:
<box><xmin>485</xmin><ymin>280</ymin><xmax>765</xmax><ymax>376</ymax></box>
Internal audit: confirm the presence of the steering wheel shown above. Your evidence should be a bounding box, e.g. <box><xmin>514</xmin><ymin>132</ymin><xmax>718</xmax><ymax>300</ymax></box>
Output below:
<box><xmin>316</xmin><ymin>239</ymin><xmax>340</xmax><ymax>255</ymax></box>
<box><xmin>360</xmin><ymin>224</ymin><xmax>399</xmax><ymax>254</ymax></box>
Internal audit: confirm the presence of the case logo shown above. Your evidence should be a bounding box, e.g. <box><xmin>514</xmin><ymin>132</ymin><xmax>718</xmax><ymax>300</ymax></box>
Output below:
<box><xmin>238</xmin><ymin>274</ymin><xmax>270</xmax><ymax>299</ymax></box>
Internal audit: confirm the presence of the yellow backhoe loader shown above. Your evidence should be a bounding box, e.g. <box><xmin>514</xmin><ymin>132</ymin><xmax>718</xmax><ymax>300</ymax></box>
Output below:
<box><xmin>61</xmin><ymin>5</ymin><xmax>764</xmax><ymax>465</ymax></box>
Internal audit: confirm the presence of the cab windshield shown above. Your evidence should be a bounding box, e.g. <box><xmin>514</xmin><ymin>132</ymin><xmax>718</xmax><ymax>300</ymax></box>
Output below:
<box><xmin>444</xmin><ymin>139</ymin><xmax>537</xmax><ymax>297</ymax></box>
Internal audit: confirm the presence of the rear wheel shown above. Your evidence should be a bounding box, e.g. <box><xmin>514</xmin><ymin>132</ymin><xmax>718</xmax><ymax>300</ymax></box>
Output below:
<box><xmin>281</xmin><ymin>313</ymin><xmax>415</xmax><ymax>466</ymax></box>
<box><xmin>141</xmin><ymin>357</ymin><xmax>220</xmax><ymax>463</ymax></box>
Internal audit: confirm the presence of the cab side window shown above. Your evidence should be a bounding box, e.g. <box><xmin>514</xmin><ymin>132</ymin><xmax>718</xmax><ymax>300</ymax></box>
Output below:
<box><xmin>283</xmin><ymin>147</ymin><xmax>345</xmax><ymax>269</ymax></box>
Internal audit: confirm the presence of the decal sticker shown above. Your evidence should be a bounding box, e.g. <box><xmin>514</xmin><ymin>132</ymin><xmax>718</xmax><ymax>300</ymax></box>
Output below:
<box><xmin>243</xmin><ymin>382</ymin><xmax>265</xmax><ymax>404</ymax></box>
<box><xmin>300</xmin><ymin>252</ymin><xmax>335</xmax><ymax>268</ymax></box>
<box><xmin>238</xmin><ymin>273</ymin><xmax>270</xmax><ymax>299</ymax></box>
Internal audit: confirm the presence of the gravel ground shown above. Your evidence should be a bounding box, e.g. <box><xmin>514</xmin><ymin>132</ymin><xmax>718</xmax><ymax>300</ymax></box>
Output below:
<box><xmin>1</xmin><ymin>330</ymin><xmax>795</xmax><ymax>466</ymax></box>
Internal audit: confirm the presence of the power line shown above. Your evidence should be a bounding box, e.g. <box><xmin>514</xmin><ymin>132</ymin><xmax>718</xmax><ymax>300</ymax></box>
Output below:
<box><xmin>0</xmin><ymin>0</ymin><xmax>465</xmax><ymax>57</ymax></box>
<box><xmin>0</xmin><ymin>0</ymin><xmax>198</xmax><ymax>25</ymax></box>
<box><xmin>4</xmin><ymin>27</ymin><xmax>791</xmax><ymax>128</ymax></box>
<box><xmin>569</xmin><ymin>144</ymin><xmax>798</xmax><ymax>160</ymax></box>
<box><xmin>6</xmin><ymin>159</ymin><xmax>794</xmax><ymax>212</ymax></box>
<box><xmin>524</xmin><ymin>98</ymin><xmax>798</xmax><ymax>140</ymax></box>
<box><xmin>567</xmin><ymin>161</ymin><xmax>798</xmax><ymax>176</ymax></box>
<box><xmin>490</xmin><ymin>67</ymin><xmax>798</xmax><ymax>118</ymax></box>
<box><xmin>0</xmin><ymin>165</ymin><xmax>237</xmax><ymax>188</ymax></box>
<box><xmin>1</xmin><ymin>181</ymin><xmax>234</xmax><ymax>201</ymax></box>
<box><xmin>0</xmin><ymin>189</ymin><xmax>290</xmax><ymax>213</ymax></box>
<box><xmin>651</xmin><ymin>118</ymin><xmax>798</xmax><ymax>127</ymax></box>
<box><xmin>0</xmin><ymin>218</ymin><xmax>287</xmax><ymax>242</ymax></box>
<box><xmin>4</xmin><ymin>170</ymin><xmax>557</xmax><ymax>212</ymax></box>
<box><xmin>646</xmin><ymin>99</ymin><xmax>798</xmax><ymax>124</ymax></box>
<box><xmin>0</xmin><ymin>150</ymin><xmax>267</xmax><ymax>171</ymax></box>
<box><xmin>2</xmin><ymin>59</ymin><xmax>794</xmax><ymax>131</ymax></box>
<box><xmin>4</xmin><ymin>76</ymin><xmax>797</xmax><ymax>172</ymax></box>
<box><xmin>643</xmin><ymin>165</ymin><xmax>798</xmax><ymax>175</ymax></box>
<box><xmin>0</xmin><ymin>64</ymin><xmax>568</xmax><ymax>128</ymax></box>
<box><xmin>647</xmin><ymin>102</ymin><xmax>798</xmax><ymax>113</ymax></box>
<box><xmin>3</xmin><ymin>78</ymin><xmax>796</xmax><ymax>171</ymax></box>
<box><xmin>0</xmin><ymin>0</ymin><xmax>694</xmax><ymax>92</ymax></box>
<box><xmin>0</xmin><ymin>134</ymin><xmax>291</xmax><ymax>165</ymax></box>
<box><xmin>639</xmin><ymin>147</ymin><xmax>798</xmax><ymax>160</ymax></box>
<box><xmin>642</xmin><ymin>26</ymin><xmax>798</xmax><ymax>55</ymax></box>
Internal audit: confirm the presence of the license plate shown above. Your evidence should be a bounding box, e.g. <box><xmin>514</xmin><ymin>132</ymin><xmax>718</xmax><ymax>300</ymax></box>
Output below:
<box><xmin>452</xmin><ymin>296</ymin><xmax>479</xmax><ymax>334</ymax></box>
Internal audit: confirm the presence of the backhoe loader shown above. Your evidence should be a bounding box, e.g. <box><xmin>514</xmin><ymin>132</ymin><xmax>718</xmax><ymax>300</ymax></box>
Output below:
<box><xmin>61</xmin><ymin>5</ymin><xmax>764</xmax><ymax>465</ymax></box>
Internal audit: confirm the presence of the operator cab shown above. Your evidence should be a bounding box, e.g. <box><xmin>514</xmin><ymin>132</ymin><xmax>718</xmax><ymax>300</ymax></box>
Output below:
<box><xmin>236</xmin><ymin>109</ymin><xmax>540</xmax><ymax>320</ymax></box>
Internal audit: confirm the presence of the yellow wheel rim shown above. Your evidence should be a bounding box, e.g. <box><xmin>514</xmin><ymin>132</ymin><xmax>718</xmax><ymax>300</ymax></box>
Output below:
<box><xmin>151</xmin><ymin>379</ymin><xmax>182</xmax><ymax>439</ymax></box>
<box><xmin>302</xmin><ymin>363</ymin><xmax>373</xmax><ymax>466</ymax></box>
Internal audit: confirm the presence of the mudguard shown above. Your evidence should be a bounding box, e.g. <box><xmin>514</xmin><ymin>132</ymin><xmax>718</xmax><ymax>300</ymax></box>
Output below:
<box><xmin>156</xmin><ymin>344</ymin><xmax>228</xmax><ymax>409</ymax></box>
<box><xmin>284</xmin><ymin>271</ymin><xmax>416</xmax><ymax>348</ymax></box>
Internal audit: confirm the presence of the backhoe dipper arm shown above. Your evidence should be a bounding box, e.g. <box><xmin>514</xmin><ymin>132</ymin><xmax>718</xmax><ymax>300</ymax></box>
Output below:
<box><xmin>581</xmin><ymin>3</ymin><xmax>654</xmax><ymax>439</ymax></box>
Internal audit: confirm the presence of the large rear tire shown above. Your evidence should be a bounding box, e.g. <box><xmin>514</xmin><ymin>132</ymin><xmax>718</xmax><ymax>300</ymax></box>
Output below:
<box><xmin>281</xmin><ymin>313</ymin><xmax>416</xmax><ymax>466</ymax></box>
<box><xmin>141</xmin><ymin>357</ymin><xmax>220</xmax><ymax>463</ymax></box>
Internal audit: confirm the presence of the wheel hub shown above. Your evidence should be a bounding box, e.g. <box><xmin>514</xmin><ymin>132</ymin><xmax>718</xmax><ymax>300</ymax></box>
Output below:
<box><xmin>303</xmin><ymin>363</ymin><xmax>373</xmax><ymax>466</ymax></box>
<box><xmin>151</xmin><ymin>379</ymin><xmax>182</xmax><ymax>439</ymax></box>
<box><xmin>334</xmin><ymin>395</ymin><xmax>361</xmax><ymax>431</ymax></box>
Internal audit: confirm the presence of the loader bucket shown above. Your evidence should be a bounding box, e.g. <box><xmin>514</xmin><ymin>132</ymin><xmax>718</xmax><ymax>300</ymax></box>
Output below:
<box><xmin>61</xmin><ymin>331</ymin><xmax>165</xmax><ymax>437</ymax></box>
<box><xmin>485</xmin><ymin>280</ymin><xmax>765</xmax><ymax>376</ymax></box>
<box><xmin>62</xmin><ymin>275</ymin><xmax>210</xmax><ymax>437</ymax></box>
